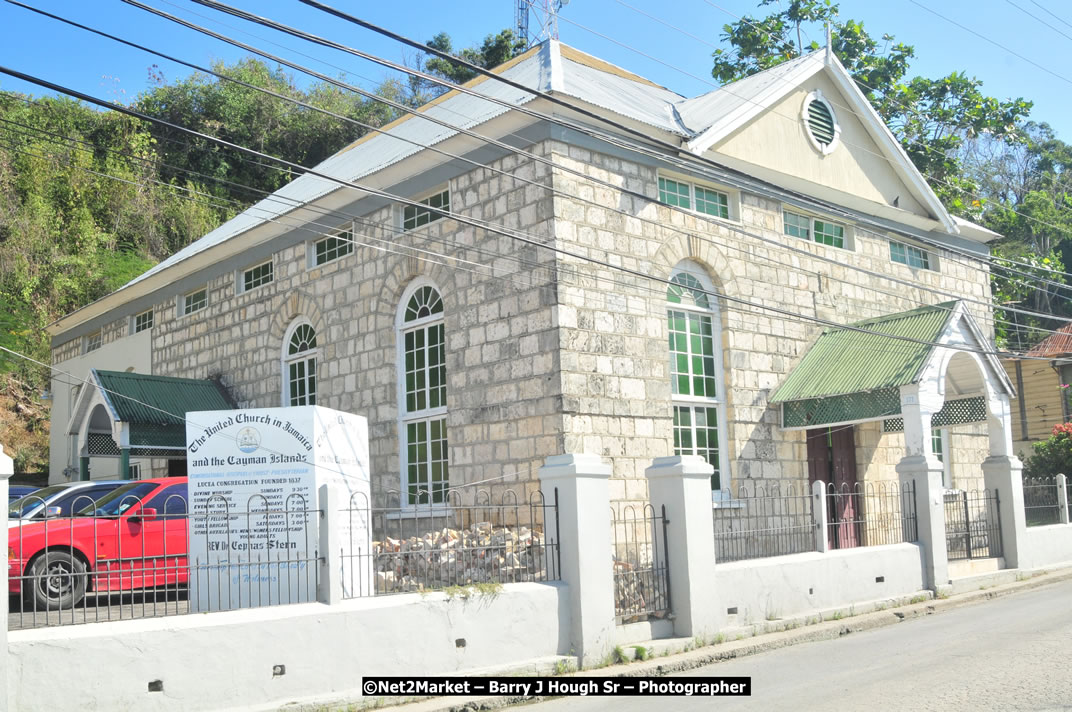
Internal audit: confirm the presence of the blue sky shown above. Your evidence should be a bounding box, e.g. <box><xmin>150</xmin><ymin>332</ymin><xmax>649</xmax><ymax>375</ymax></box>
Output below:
<box><xmin>1</xmin><ymin>0</ymin><xmax>1070</xmax><ymax>139</ymax></box>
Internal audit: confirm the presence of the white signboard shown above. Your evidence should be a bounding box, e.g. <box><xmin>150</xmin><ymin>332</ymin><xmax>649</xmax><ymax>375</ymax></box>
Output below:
<box><xmin>185</xmin><ymin>406</ymin><xmax>371</xmax><ymax>611</ymax></box>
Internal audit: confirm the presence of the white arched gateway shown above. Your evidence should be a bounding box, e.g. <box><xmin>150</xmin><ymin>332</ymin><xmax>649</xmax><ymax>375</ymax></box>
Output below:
<box><xmin>770</xmin><ymin>301</ymin><xmax>1024</xmax><ymax>590</ymax></box>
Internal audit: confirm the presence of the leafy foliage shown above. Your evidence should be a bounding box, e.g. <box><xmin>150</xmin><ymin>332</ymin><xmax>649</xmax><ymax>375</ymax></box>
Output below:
<box><xmin>415</xmin><ymin>29</ymin><xmax>527</xmax><ymax>100</ymax></box>
<box><xmin>1023</xmin><ymin>422</ymin><xmax>1072</xmax><ymax>479</ymax></box>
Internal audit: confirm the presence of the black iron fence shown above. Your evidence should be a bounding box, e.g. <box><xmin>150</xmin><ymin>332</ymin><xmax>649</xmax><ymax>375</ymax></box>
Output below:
<box><xmin>944</xmin><ymin>489</ymin><xmax>1003</xmax><ymax>561</ymax></box>
<box><xmin>8</xmin><ymin>490</ymin><xmax>320</xmax><ymax>630</ymax></box>
<box><xmin>1022</xmin><ymin>477</ymin><xmax>1062</xmax><ymax>527</ymax></box>
<box><xmin>826</xmin><ymin>481</ymin><xmax>918</xmax><ymax>550</ymax></box>
<box><xmin>340</xmin><ymin>487</ymin><xmax>560</xmax><ymax>598</ymax></box>
<box><xmin>611</xmin><ymin>503</ymin><xmax>670</xmax><ymax>624</ymax></box>
<box><xmin>712</xmin><ymin>482</ymin><xmax>816</xmax><ymax>563</ymax></box>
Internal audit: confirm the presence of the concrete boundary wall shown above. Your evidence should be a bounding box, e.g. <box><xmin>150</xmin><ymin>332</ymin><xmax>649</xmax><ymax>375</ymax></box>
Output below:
<box><xmin>715</xmin><ymin>544</ymin><xmax>927</xmax><ymax>627</ymax></box>
<box><xmin>8</xmin><ymin>582</ymin><xmax>569</xmax><ymax>712</ymax></box>
<box><xmin>1020</xmin><ymin>525</ymin><xmax>1072</xmax><ymax>570</ymax></box>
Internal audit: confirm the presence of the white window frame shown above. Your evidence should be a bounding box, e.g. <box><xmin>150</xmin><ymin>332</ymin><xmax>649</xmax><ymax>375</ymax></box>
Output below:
<box><xmin>178</xmin><ymin>287</ymin><xmax>208</xmax><ymax>317</ymax></box>
<box><xmin>801</xmin><ymin>89</ymin><xmax>841</xmax><ymax>156</ymax></box>
<box><xmin>84</xmin><ymin>330</ymin><xmax>102</xmax><ymax>354</ymax></box>
<box><xmin>657</xmin><ymin>173</ymin><xmax>739</xmax><ymax>222</ymax></box>
<box><xmin>281</xmin><ymin>319</ymin><xmax>318</xmax><ymax>407</ymax></box>
<box><xmin>396</xmin><ymin>278</ymin><xmax>449</xmax><ymax>509</ymax></box>
<box><xmin>666</xmin><ymin>261</ymin><xmax>731</xmax><ymax>500</ymax></box>
<box><xmin>933</xmin><ymin>427</ymin><xmax>953</xmax><ymax>490</ymax></box>
<box><xmin>401</xmin><ymin>186</ymin><xmax>451</xmax><ymax>232</ymax></box>
<box><xmin>308</xmin><ymin>223</ymin><xmax>355</xmax><ymax>269</ymax></box>
<box><xmin>889</xmin><ymin>238</ymin><xmax>935</xmax><ymax>271</ymax></box>
<box><xmin>132</xmin><ymin>309</ymin><xmax>154</xmax><ymax>335</ymax></box>
<box><xmin>238</xmin><ymin>260</ymin><xmax>274</xmax><ymax>294</ymax></box>
<box><xmin>782</xmin><ymin>208</ymin><xmax>853</xmax><ymax>250</ymax></box>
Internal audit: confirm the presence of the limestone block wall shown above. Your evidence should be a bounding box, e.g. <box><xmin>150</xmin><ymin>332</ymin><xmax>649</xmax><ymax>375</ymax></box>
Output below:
<box><xmin>546</xmin><ymin>141</ymin><xmax>995</xmax><ymax>512</ymax></box>
<box><xmin>53</xmin><ymin>144</ymin><xmax>568</xmax><ymax>501</ymax></box>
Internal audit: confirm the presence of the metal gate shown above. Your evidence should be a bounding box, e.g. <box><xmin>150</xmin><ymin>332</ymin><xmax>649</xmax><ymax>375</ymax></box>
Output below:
<box><xmin>611</xmin><ymin>504</ymin><xmax>670</xmax><ymax>624</ymax></box>
<box><xmin>944</xmin><ymin>489</ymin><xmax>1003</xmax><ymax>561</ymax></box>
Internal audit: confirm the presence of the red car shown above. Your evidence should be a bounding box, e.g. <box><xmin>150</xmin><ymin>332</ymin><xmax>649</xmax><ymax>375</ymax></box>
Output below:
<box><xmin>8</xmin><ymin>477</ymin><xmax>188</xmax><ymax>609</ymax></box>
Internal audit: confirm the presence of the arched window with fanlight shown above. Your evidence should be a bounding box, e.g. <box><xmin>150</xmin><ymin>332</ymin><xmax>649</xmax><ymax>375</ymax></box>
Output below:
<box><xmin>667</xmin><ymin>263</ymin><xmax>730</xmax><ymax>494</ymax></box>
<box><xmin>283</xmin><ymin>321</ymin><xmax>317</xmax><ymax>406</ymax></box>
<box><xmin>398</xmin><ymin>282</ymin><xmax>448</xmax><ymax>505</ymax></box>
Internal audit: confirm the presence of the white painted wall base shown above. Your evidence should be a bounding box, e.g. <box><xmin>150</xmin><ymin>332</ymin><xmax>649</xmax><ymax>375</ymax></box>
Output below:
<box><xmin>715</xmin><ymin>544</ymin><xmax>926</xmax><ymax>626</ymax></box>
<box><xmin>8</xmin><ymin>583</ymin><xmax>569</xmax><ymax>712</ymax></box>
<box><xmin>1020</xmin><ymin>524</ymin><xmax>1072</xmax><ymax>570</ymax></box>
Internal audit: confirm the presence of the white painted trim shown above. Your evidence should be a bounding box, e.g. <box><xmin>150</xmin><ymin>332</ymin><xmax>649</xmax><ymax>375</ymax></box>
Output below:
<box><xmin>281</xmin><ymin>318</ymin><xmax>319</xmax><ymax>408</ymax></box>
<box><xmin>236</xmin><ymin>259</ymin><xmax>275</xmax><ymax>295</ymax></box>
<box><xmin>306</xmin><ymin>220</ymin><xmax>357</xmax><ymax>270</ymax></box>
<box><xmin>176</xmin><ymin>286</ymin><xmax>209</xmax><ymax>318</ymax></box>
<box><xmin>398</xmin><ymin>185</ymin><xmax>451</xmax><ymax>233</ymax></box>
<box><xmin>657</xmin><ymin>171</ymin><xmax>742</xmax><ymax>224</ymax></box>
<box><xmin>801</xmin><ymin>89</ymin><xmax>841</xmax><ymax>156</ymax></box>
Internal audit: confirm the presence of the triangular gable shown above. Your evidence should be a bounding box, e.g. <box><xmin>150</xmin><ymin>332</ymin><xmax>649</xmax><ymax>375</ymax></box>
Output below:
<box><xmin>684</xmin><ymin>51</ymin><xmax>957</xmax><ymax>234</ymax></box>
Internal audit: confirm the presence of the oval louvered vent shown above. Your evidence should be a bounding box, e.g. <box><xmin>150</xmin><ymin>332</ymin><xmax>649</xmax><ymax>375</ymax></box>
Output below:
<box><xmin>807</xmin><ymin>99</ymin><xmax>836</xmax><ymax>147</ymax></box>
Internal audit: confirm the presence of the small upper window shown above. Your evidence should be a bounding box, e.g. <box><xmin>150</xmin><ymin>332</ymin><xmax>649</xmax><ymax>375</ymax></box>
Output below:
<box><xmin>242</xmin><ymin>261</ymin><xmax>274</xmax><ymax>292</ymax></box>
<box><xmin>802</xmin><ymin>90</ymin><xmax>840</xmax><ymax>155</ymax></box>
<box><xmin>183</xmin><ymin>288</ymin><xmax>208</xmax><ymax>315</ymax></box>
<box><xmin>784</xmin><ymin>210</ymin><xmax>846</xmax><ymax>249</ymax></box>
<box><xmin>134</xmin><ymin>309</ymin><xmax>153</xmax><ymax>333</ymax></box>
<box><xmin>85</xmin><ymin>331</ymin><xmax>102</xmax><ymax>353</ymax></box>
<box><xmin>658</xmin><ymin>177</ymin><xmax>730</xmax><ymax>219</ymax></box>
<box><xmin>403</xmin><ymin>189</ymin><xmax>450</xmax><ymax>231</ymax></box>
<box><xmin>314</xmin><ymin>229</ymin><xmax>354</xmax><ymax>266</ymax></box>
<box><xmin>890</xmin><ymin>240</ymin><xmax>932</xmax><ymax>270</ymax></box>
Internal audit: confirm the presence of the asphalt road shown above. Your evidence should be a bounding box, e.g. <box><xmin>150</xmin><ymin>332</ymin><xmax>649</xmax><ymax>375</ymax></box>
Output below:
<box><xmin>525</xmin><ymin>578</ymin><xmax>1072</xmax><ymax>712</ymax></box>
<box><xmin>8</xmin><ymin>590</ymin><xmax>189</xmax><ymax>630</ymax></box>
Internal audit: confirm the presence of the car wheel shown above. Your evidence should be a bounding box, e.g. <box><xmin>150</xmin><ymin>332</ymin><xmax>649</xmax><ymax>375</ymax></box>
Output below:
<box><xmin>27</xmin><ymin>551</ymin><xmax>87</xmax><ymax>610</ymax></box>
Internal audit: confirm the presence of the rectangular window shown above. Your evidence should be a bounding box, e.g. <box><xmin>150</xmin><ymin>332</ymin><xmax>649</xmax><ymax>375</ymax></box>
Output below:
<box><xmin>182</xmin><ymin>288</ymin><xmax>207</xmax><ymax>315</ymax></box>
<box><xmin>404</xmin><ymin>323</ymin><xmax>446</xmax><ymax>414</ymax></box>
<box><xmin>784</xmin><ymin>211</ymin><xmax>846</xmax><ymax>249</ymax></box>
<box><xmin>85</xmin><ymin>331</ymin><xmax>102</xmax><ymax>353</ymax></box>
<box><xmin>658</xmin><ymin>177</ymin><xmax>691</xmax><ymax>209</ymax></box>
<box><xmin>932</xmin><ymin>428</ymin><xmax>952</xmax><ymax>489</ymax></box>
<box><xmin>403</xmin><ymin>189</ymin><xmax>450</xmax><ymax>231</ymax></box>
<box><xmin>673</xmin><ymin>405</ymin><xmax>722</xmax><ymax>490</ymax></box>
<box><xmin>288</xmin><ymin>357</ymin><xmax>317</xmax><ymax>406</ymax></box>
<box><xmin>242</xmin><ymin>261</ymin><xmax>273</xmax><ymax>292</ymax></box>
<box><xmin>314</xmin><ymin>230</ymin><xmax>354</xmax><ymax>266</ymax></box>
<box><xmin>890</xmin><ymin>240</ymin><xmax>931</xmax><ymax>269</ymax></box>
<box><xmin>658</xmin><ymin>177</ymin><xmax>731</xmax><ymax>219</ymax></box>
<box><xmin>668</xmin><ymin>309</ymin><xmax>717</xmax><ymax>399</ymax></box>
<box><xmin>134</xmin><ymin>309</ymin><xmax>153</xmax><ymax>333</ymax></box>
<box><xmin>406</xmin><ymin>417</ymin><xmax>448</xmax><ymax>505</ymax></box>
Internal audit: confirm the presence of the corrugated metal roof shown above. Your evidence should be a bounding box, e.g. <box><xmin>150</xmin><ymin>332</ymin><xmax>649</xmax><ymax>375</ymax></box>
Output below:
<box><xmin>674</xmin><ymin>53</ymin><xmax>822</xmax><ymax>136</ymax></box>
<box><xmin>94</xmin><ymin>369</ymin><xmax>235</xmax><ymax>426</ymax></box>
<box><xmin>770</xmin><ymin>301</ymin><xmax>959</xmax><ymax>403</ymax></box>
<box><xmin>1025</xmin><ymin>321</ymin><xmax>1072</xmax><ymax>357</ymax></box>
<box><xmin>559</xmin><ymin>54</ymin><xmax>685</xmax><ymax>134</ymax></box>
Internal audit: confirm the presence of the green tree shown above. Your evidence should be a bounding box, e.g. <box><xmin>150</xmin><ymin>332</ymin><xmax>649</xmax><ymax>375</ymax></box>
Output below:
<box><xmin>413</xmin><ymin>29</ymin><xmax>527</xmax><ymax>101</ymax></box>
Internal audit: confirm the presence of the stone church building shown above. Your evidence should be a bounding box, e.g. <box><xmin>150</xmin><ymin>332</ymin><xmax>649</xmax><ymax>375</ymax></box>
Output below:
<box><xmin>49</xmin><ymin>41</ymin><xmax>1017</xmax><ymax>511</ymax></box>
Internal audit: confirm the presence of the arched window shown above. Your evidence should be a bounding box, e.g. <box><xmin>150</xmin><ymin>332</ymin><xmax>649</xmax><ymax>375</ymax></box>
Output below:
<box><xmin>399</xmin><ymin>283</ymin><xmax>448</xmax><ymax>505</ymax></box>
<box><xmin>667</xmin><ymin>264</ymin><xmax>729</xmax><ymax>492</ymax></box>
<box><xmin>283</xmin><ymin>321</ymin><xmax>317</xmax><ymax>406</ymax></box>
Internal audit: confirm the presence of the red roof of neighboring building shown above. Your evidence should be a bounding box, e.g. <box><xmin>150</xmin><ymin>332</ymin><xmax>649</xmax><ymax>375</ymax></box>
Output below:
<box><xmin>1026</xmin><ymin>322</ymin><xmax>1072</xmax><ymax>357</ymax></box>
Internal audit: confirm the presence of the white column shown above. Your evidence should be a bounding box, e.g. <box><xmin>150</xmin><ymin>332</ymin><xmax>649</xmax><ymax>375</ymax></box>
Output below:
<box><xmin>1057</xmin><ymin>474</ymin><xmax>1070</xmax><ymax>525</ymax></box>
<box><xmin>645</xmin><ymin>456</ymin><xmax>718</xmax><ymax>639</ymax></box>
<box><xmin>0</xmin><ymin>444</ymin><xmax>13</xmax><ymax>710</ymax></box>
<box><xmin>317</xmin><ymin>484</ymin><xmax>343</xmax><ymax>604</ymax></box>
<box><xmin>983</xmin><ymin>393</ymin><xmax>1026</xmax><ymax>568</ymax></box>
<box><xmin>896</xmin><ymin>384</ymin><xmax>949</xmax><ymax>592</ymax></box>
<box><xmin>539</xmin><ymin>454</ymin><xmax>615</xmax><ymax>667</ymax></box>
<box><xmin>811</xmin><ymin>479</ymin><xmax>830</xmax><ymax>554</ymax></box>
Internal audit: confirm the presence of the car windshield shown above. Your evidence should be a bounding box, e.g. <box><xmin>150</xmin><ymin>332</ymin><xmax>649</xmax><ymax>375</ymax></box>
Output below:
<box><xmin>75</xmin><ymin>483</ymin><xmax>157</xmax><ymax>517</ymax></box>
<box><xmin>8</xmin><ymin>484</ymin><xmax>68</xmax><ymax>518</ymax></box>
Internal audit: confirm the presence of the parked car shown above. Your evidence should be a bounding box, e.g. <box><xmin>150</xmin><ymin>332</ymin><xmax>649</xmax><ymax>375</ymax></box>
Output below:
<box><xmin>8</xmin><ymin>477</ymin><xmax>188</xmax><ymax>609</ymax></box>
<box><xmin>8</xmin><ymin>485</ymin><xmax>39</xmax><ymax>502</ymax></box>
<box><xmin>8</xmin><ymin>480</ymin><xmax>127</xmax><ymax>526</ymax></box>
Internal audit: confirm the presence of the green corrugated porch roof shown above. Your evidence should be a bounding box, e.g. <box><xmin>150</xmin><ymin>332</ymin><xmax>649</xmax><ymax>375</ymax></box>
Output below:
<box><xmin>771</xmin><ymin>302</ymin><xmax>958</xmax><ymax>404</ymax></box>
<box><xmin>94</xmin><ymin>369</ymin><xmax>236</xmax><ymax>449</ymax></box>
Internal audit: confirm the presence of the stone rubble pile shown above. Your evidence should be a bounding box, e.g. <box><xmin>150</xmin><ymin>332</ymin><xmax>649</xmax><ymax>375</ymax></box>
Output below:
<box><xmin>614</xmin><ymin>558</ymin><xmax>669</xmax><ymax>624</ymax></box>
<box><xmin>372</xmin><ymin>521</ymin><xmax>549</xmax><ymax>592</ymax></box>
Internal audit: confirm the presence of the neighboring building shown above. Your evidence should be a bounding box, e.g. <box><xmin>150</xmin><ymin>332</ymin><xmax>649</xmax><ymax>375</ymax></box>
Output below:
<box><xmin>1003</xmin><ymin>323</ymin><xmax>1072</xmax><ymax>458</ymax></box>
<box><xmin>49</xmin><ymin>41</ymin><xmax>1014</xmax><ymax>508</ymax></box>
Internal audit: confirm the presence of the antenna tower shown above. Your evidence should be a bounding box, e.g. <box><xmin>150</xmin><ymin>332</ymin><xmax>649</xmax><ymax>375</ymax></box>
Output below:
<box><xmin>515</xmin><ymin>0</ymin><xmax>568</xmax><ymax>48</ymax></box>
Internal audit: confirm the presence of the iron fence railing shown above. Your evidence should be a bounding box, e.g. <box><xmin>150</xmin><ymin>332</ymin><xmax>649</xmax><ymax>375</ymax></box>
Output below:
<box><xmin>826</xmin><ymin>481</ymin><xmax>918</xmax><ymax>550</ymax></box>
<box><xmin>1022</xmin><ymin>477</ymin><xmax>1061</xmax><ymax>527</ymax></box>
<box><xmin>944</xmin><ymin>489</ymin><xmax>1003</xmax><ymax>561</ymax></box>
<box><xmin>712</xmin><ymin>483</ymin><xmax>815</xmax><ymax>563</ymax></box>
<box><xmin>611</xmin><ymin>503</ymin><xmax>670</xmax><ymax>624</ymax></box>
<box><xmin>8</xmin><ymin>491</ymin><xmax>320</xmax><ymax>630</ymax></box>
<box><xmin>340</xmin><ymin>487</ymin><xmax>559</xmax><ymax>598</ymax></box>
